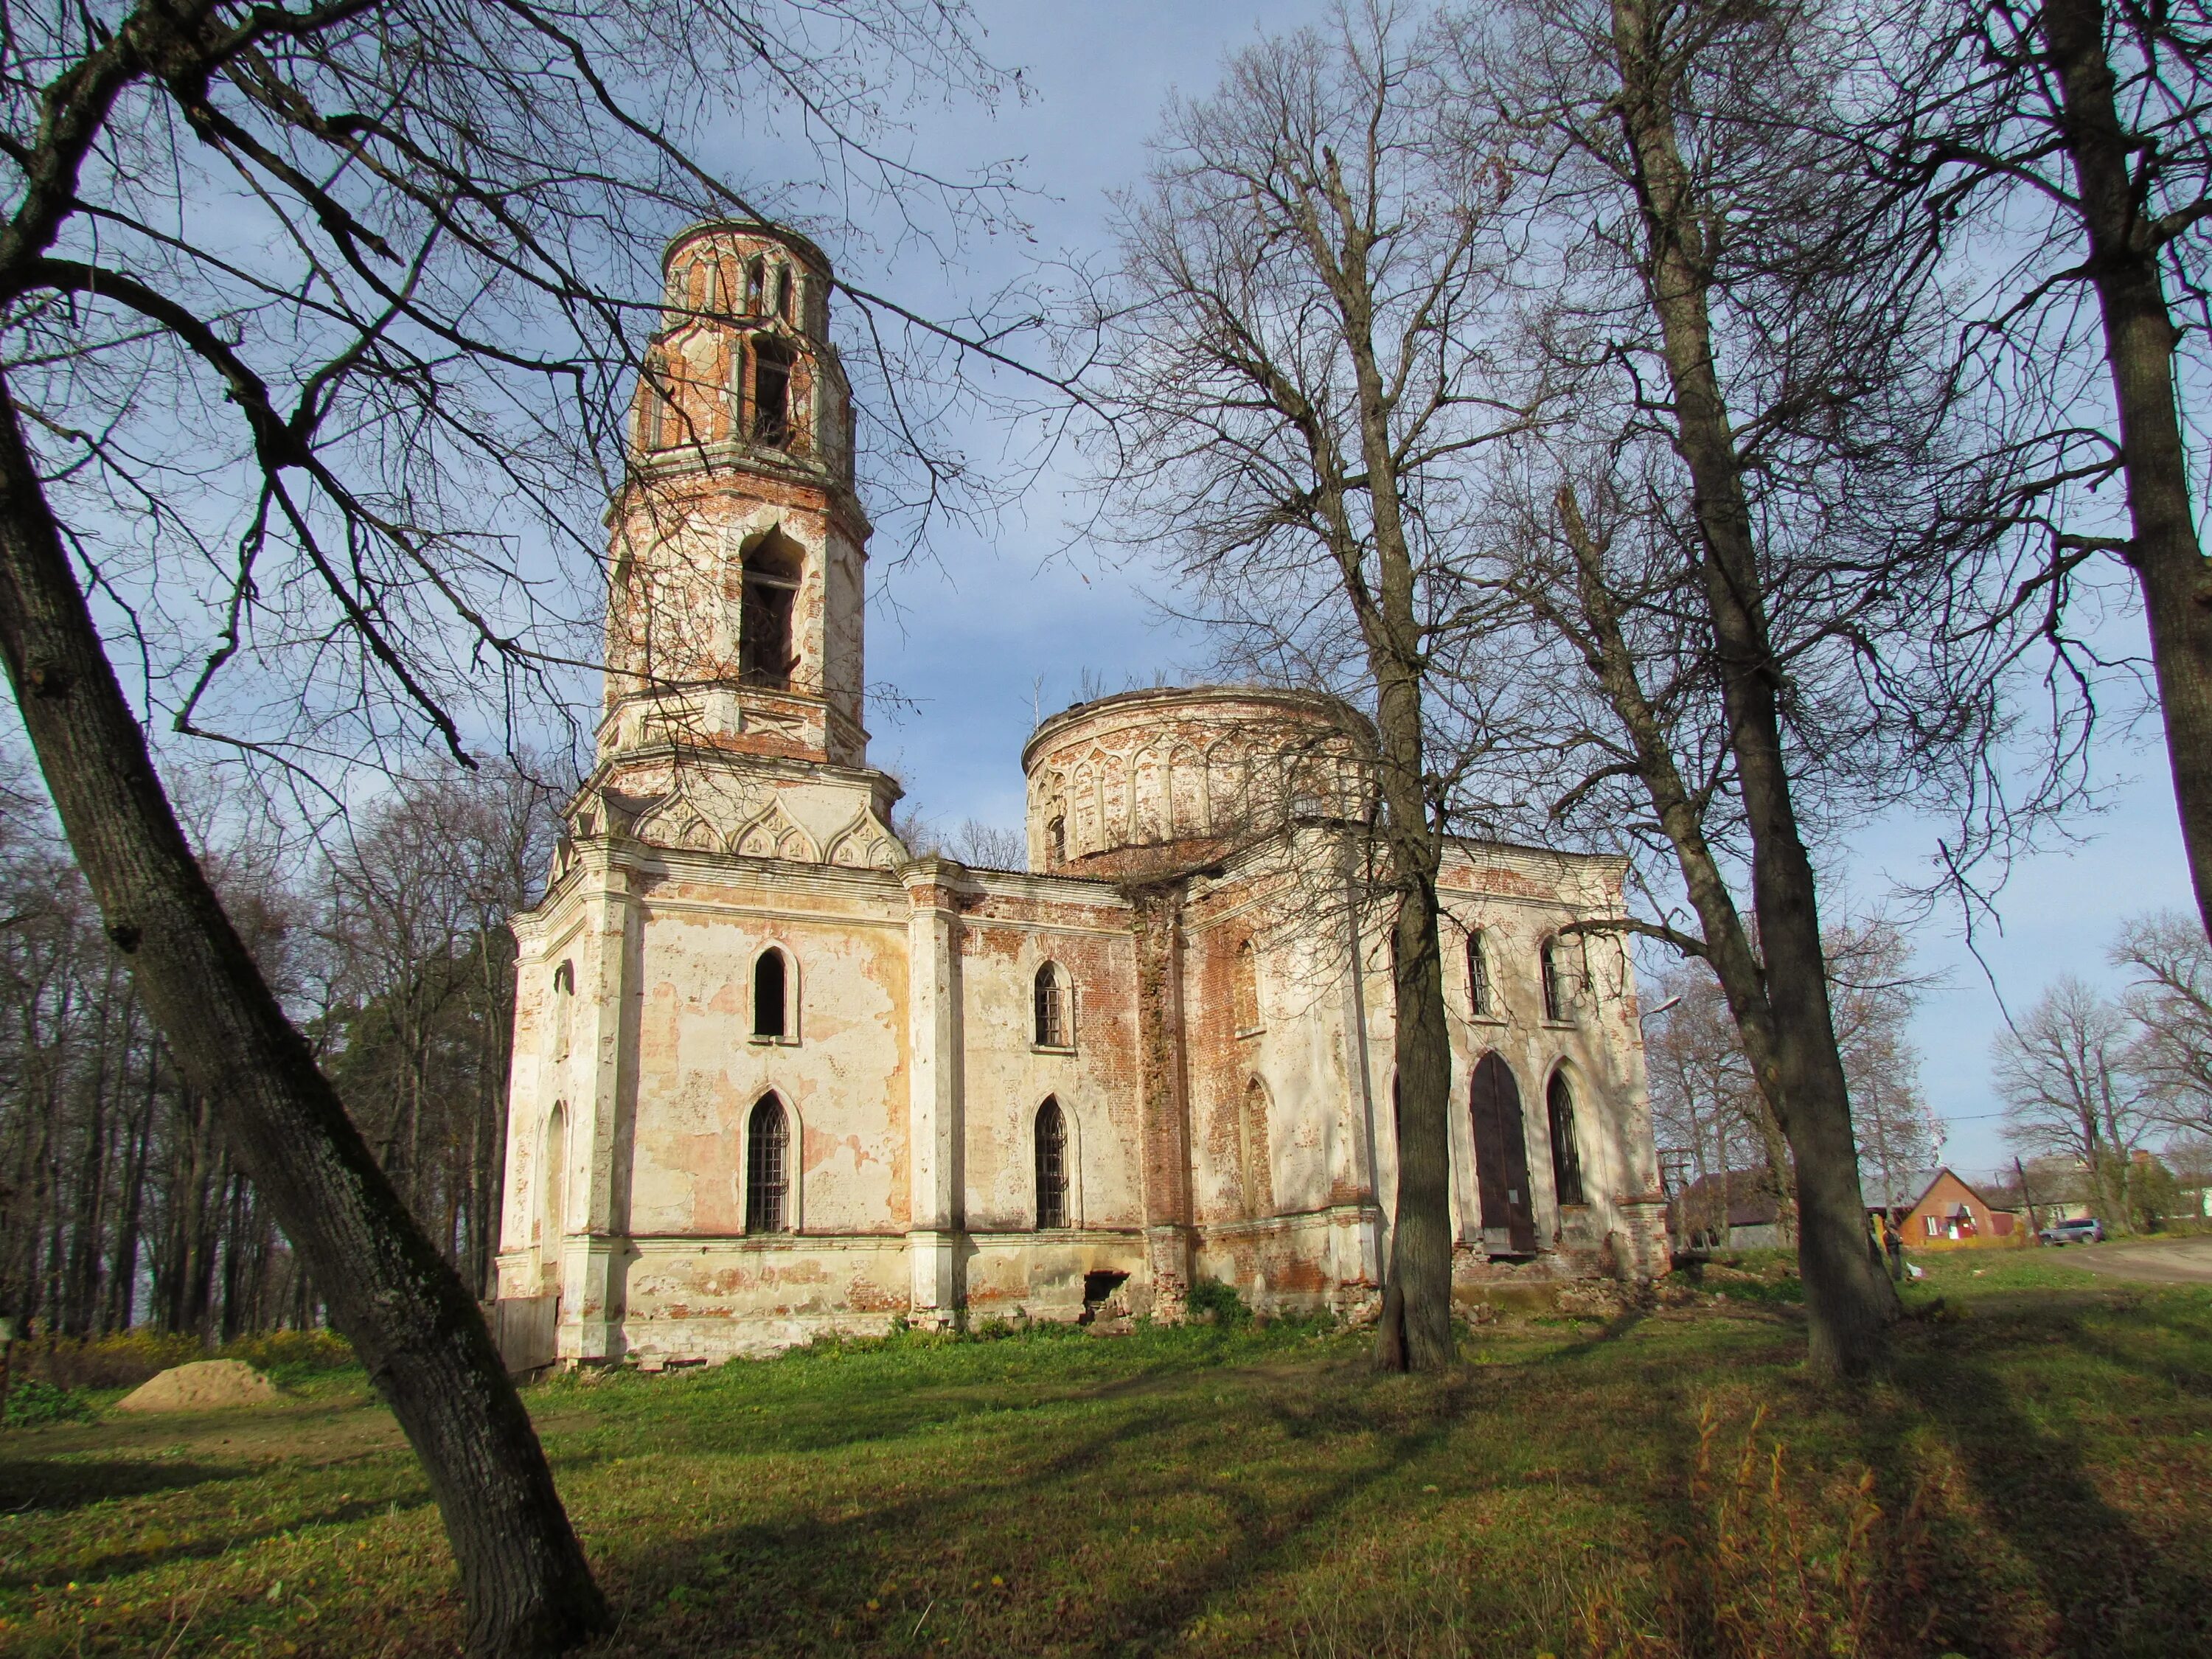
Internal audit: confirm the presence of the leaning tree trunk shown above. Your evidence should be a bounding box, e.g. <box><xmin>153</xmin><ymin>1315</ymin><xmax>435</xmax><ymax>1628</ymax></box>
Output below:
<box><xmin>2042</xmin><ymin>0</ymin><xmax>2212</xmax><ymax>945</ymax></box>
<box><xmin>1608</xmin><ymin>0</ymin><xmax>1899</xmax><ymax>1377</ymax></box>
<box><xmin>0</xmin><ymin>379</ymin><xmax>607</xmax><ymax>1658</ymax></box>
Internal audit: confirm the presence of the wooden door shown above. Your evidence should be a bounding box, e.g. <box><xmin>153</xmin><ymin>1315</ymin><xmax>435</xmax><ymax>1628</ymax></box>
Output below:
<box><xmin>1470</xmin><ymin>1053</ymin><xmax>1537</xmax><ymax>1253</ymax></box>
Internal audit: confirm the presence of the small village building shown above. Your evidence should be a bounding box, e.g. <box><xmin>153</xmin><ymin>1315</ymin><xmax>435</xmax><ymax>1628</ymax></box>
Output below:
<box><xmin>490</xmin><ymin>223</ymin><xmax>1671</xmax><ymax>1364</ymax></box>
<box><xmin>1872</xmin><ymin>1168</ymin><xmax>2024</xmax><ymax>1250</ymax></box>
<box><xmin>1671</xmin><ymin>1169</ymin><xmax>1787</xmax><ymax>1251</ymax></box>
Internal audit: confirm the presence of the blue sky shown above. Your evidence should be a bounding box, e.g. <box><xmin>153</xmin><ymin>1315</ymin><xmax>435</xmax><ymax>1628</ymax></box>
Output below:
<box><xmin>851</xmin><ymin>1</ymin><xmax>2201</xmax><ymax>1184</ymax></box>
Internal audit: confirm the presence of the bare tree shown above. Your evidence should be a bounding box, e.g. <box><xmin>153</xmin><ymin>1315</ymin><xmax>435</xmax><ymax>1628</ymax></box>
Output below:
<box><xmin>1829</xmin><ymin>919</ymin><xmax>1947</xmax><ymax>1211</ymax></box>
<box><xmin>321</xmin><ymin>762</ymin><xmax>557</xmax><ymax>1293</ymax></box>
<box><xmin>2112</xmin><ymin>908</ymin><xmax>2212</xmax><ymax>1136</ymax></box>
<box><xmin>0</xmin><ymin>1</ymin><xmax>1018</xmax><ymax>1651</ymax></box>
<box><xmin>1646</xmin><ymin>919</ymin><xmax>1940</xmax><ymax>1243</ymax></box>
<box><xmin>1429</xmin><ymin>0</ymin><xmax>2053</xmax><ymax>1373</ymax></box>
<box><xmin>1895</xmin><ymin>1</ymin><xmax>2212</xmax><ymax>942</ymax></box>
<box><xmin>1994</xmin><ymin>975</ymin><xmax>2153</xmax><ymax>1232</ymax></box>
<box><xmin>1644</xmin><ymin>959</ymin><xmax>1792</xmax><ymax>1242</ymax></box>
<box><xmin>1079</xmin><ymin>2</ymin><xmax>1536</xmax><ymax>1371</ymax></box>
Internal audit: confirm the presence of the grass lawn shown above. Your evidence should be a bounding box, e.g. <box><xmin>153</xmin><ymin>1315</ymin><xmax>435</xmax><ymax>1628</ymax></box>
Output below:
<box><xmin>1</xmin><ymin>1252</ymin><xmax>2208</xmax><ymax>1657</ymax></box>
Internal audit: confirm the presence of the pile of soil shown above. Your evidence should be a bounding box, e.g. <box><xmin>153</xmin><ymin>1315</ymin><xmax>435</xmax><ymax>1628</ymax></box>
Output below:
<box><xmin>114</xmin><ymin>1359</ymin><xmax>283</xmax><ymax>1413</ymax></box>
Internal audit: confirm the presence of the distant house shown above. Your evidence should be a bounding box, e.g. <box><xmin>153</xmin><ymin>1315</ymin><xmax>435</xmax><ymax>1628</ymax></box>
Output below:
<box><xmin>1672</xmin><ymin>1169</ymin><xmax>1788</xmax><ymax>1251</ymax></box>
<box><xmin>1869</xmin><ymin>1168</ymin><xmax>2025</xmax><ymax>1251</ymax></box>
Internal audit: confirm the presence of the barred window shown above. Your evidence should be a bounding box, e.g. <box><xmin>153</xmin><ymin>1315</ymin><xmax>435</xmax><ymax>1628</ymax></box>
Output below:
<box><xmin>1548</xmin><ymin>1072</ymin><xmax>1586</xmax><ymax>1207</ymax></box>
<box><xmin>1467</xmin><ymin>931</ymin><xmax>1492</xmax><ymax>1017</ymax></box>
<box><xmin>1035</xmin><ymin>1097</ymin><xmax>1068</xmax><ymax>1229</ymax></box>
<box><xmin>746</xmin><ymin>1093</ymin><xmax>790</xmax><ymax>1233</ymax></box>
<box><xmin>1541</xmin><ymin>937</ymin><xmax>1569</xmax><ymax>1023</ymax></box>
<box><xmin>1034</xmin><ymin>962</ymin><xmax>1069</xmax><ymax>1047</ymax></box>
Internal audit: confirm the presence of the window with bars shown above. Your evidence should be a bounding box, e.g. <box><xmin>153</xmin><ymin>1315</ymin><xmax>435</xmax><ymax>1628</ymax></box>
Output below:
<box><xmin>1541</xmin><ymin>936</ymin><xmax>1569</xmax><ymax>1023</ymax></box>
<box><xmin>1467</xmin><ymin>930</ymin><xmax>1492</xmax><ymax>1017</ymax></box>
<box><xmin>1034</xmin><ymin>962</ymin><xmax>1069</xmax><ymax>1047</ymax></box>
<box><xmin>746</xmin><ymin>1094</ymin><xmax>790</xmax><ymax>1233</ymax></box>
<box><xmin>1547</xmin><ymin>1072</ymin><xmax>1586</xmax><ymax>1207</ymax></box>
<box><xmin>1035</xmin><ymin>1097</ymin><xmax>1068</xmax><ymax>1229</ymax></box>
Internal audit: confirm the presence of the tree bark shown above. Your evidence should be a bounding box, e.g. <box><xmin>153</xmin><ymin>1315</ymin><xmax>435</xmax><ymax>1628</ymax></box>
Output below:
<box><xmin>0</xmin><ymin>378</ymin><xmax>607</xmax><ymax>1656</ymax></box>
<box><xmin>2041</xmin><ymin>0</ymin><xmax>2212</xmax><ymax>943</ymax></box>
<box><xmin>1602</xmin><ymin>0</ymin><xmax>1901</xmax><ymax>1376</ymax></box>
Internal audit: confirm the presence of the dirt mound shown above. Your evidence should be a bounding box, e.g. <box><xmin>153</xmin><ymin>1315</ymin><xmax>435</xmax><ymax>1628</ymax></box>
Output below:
<box><xmin>114</xmin><ymin>1359</ymin><xmax>283</xmax><ymax>1413</ymax></box>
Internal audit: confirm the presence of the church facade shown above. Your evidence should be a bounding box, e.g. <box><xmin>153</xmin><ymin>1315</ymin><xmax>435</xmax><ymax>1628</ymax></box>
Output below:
<box><xmin>492</xmin><ymin>222</ymin><xmax>1669</xmax><ymax>1364</ymax></box>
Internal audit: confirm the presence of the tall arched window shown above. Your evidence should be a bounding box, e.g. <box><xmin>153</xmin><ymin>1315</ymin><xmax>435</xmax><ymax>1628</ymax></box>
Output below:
<box><xmin>775</xmin><ymin>262</ymin><xmax>794</xmax><ymax>322</ymax></box>
<box><xmin>1240</xmin><ymin>1078</ymin><xmax>1274</xmax><ymax>1219</ymax></box>
<box><xmin>1548</xmin><ymin>1072</ymin><xmax>1587</xmax><ymax>1207</ymax></box>
<box><xmin>1467</xmin><ymin>930</ymin><xmax>1492</xmax><ymax>1017</ymax></box>
<box><xmin>753</xmin><ymin>947</ymin><xmax>789</xmax><ymax>1040</ymax></box>
<box><xmin>1046</xmin><ymin>815</ymin><xmax>1066</xmax><ymax>866</ymax></box>
<box><xmin>1541</xmin><ymin>936</ymin><xmax>1569</xmax><ymax>1023</ymax></box>
<box><xmin>739</xmin><ymin>531</ymin><xmax>800</xmax><ymax>689</ymax></box>
<box><xmin>1233</xmin><ymin>938</ymin><xmax>1261</xmax><ymax>1035</ymax></box>
<box><xmin>1034</xmin><ymin>1097</ymin><xmax>1068</xmax><ymax>1229</ymax></box>
<box><xmin>746</xmin><ymin>1093</ymin><xmax>790</xmax><ymax>1233</ymax></box>
<box><xmin>751</xmin><ymin>335</ymin><xmax>794</xmax><ymax>445</ymax></box>
<box><xmin>745</xmin><ymin>257</ymin><xmax>765</xmax><ymax>313</ymax></box>
<box><xmin>1034</xmin><ymin>961</ymin><xmax>1069</xmax><ymax>1047</ymax></box>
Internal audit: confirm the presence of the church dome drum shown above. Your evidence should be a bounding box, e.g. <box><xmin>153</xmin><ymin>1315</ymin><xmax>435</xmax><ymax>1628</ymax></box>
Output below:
<box><xmin>1022</xmin><ymin>686</ymin><xmax>1373</xmax><ymax>874</ymax></box>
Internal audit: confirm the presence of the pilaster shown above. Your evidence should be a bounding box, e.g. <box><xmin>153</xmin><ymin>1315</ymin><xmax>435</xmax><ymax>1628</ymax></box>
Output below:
<box><xmin>557</xmin><ymin>855</ymin><xmax>639</xmax><ymax>1363</ymax></box>
<box><xmin>1130</xmin><ymin>881</ymin><xmax>1195</xmax><ymax>1321</ymax></box>
<box><xmin>903</xmin><ymin>858</ymin><xmax>965</xmax><ymax>1321</ymax></box>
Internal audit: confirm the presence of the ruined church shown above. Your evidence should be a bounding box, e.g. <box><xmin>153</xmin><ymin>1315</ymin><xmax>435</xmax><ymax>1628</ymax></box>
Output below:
<box><xmin>492</xmin><ymin>222</ymin><xmax>1669</xmax><ymax>1364</ymax></box>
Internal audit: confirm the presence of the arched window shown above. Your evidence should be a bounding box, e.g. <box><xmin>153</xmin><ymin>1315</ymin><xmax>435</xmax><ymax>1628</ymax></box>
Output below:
<box><xmin>1046</xmin><ymin>815</ymin><xmax>1066</xmax><ymax>866</ymax></box>
<box><xmin>1541</xmin><ymin>936</ymin><xmax>1569</xmax><ymax>1023</ymax></box>
<box><xmin>1233</xmin><ymin>938</ymin><xmax>1261</xmax><ymax>1036</ymax></box>
<box><xmin>775</xmin><ymin>263</ymin><xmax>794</xmax><ymax>322</ymax></box>
<box><xmin>745</xmin><ymin>258</ymin><xmax>765</xmax><ymax>313</ymax></box>
<box><xmin>739</xmin><ymin>530</ymin><xmax>800</xmax><ymax>689</ymax></box>
<box><xmin>751</xmin><ymin>335</ymin><xmax>794</xmax><ymax>446</ymax></box>
<box><xmin>1240</xmin><ymin>1079</ymin><xmax>1274</xmax><ymax>1219</ymax></box>
<box><xmin>746</xmin><ymin>1093</ymin><xmax>790</xmax><ymax>1233</ymax></box>
<box><xmin>1548</xmin><ymin>1072</ymin><xmax>1587</xmax><ymax>1207</ymax></box>
<box><xmin>1035</xmin><ymin>1097</ymin><xmax>1068</xmax><ymax>1229</ymax></box>
<box><xmin>754</xmin><ymin>947</ymin><xmax>789</xmax><ymax>1040</ymax></box>
<box><xmin>1467</xmin><ymin>930</ymin><xmax>1492</xmax><ymax>1018</ymax></box>
<box><xmin>552</xmin><ymin>959</ymin><xmax>574</xmax><ymax>995</ymax></box>
<box><xmin>1034</xmin><ymin>961</ymin><xmax>1069</xmax><ymax>1047</ymax></box>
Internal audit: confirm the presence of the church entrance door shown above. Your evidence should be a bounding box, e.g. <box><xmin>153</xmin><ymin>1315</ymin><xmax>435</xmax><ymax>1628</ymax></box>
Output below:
<box><xmin>1470</xmin><ymin>1053</ymin><xmax>1537</xmax><ymax>1254</ymax></box>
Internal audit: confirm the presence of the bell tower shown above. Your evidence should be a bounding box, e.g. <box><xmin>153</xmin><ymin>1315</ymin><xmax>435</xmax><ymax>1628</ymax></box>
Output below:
<box><xmin>575</xmin><ymin>222</ymin><xmax>902</xmax><ymax>871</ymax></box>
<box><xmin>602</xmin><ymin>220</ymin><xmax>868</xmax><ymax>768</ymax></box>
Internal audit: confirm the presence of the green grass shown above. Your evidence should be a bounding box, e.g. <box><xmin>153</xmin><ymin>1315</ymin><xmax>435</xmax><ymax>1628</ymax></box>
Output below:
<box><xmin>1</xmin><ymin>1271</ymin><xmax>2209</xmax><ymax>1657</ymax></box>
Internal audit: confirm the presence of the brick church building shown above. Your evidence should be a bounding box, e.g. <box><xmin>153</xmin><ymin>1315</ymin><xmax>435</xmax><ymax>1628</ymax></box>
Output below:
<box><xmin>492</xmin><ymin>221</ymin><xmax>1669</xmax><ymax>1365</ymax></box>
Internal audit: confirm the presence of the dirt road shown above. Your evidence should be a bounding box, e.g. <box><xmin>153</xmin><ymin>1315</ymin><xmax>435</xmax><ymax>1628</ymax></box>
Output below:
<box><xmin>2065</xmin><ymin>1235</ymin><xmax>2212</xmax><ymax>1285</ymax></box>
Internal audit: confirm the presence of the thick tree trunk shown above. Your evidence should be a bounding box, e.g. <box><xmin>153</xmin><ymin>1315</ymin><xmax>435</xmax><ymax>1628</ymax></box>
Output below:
<box><xmin>2042</xmin><ymin>0</ymin><xmax>2212</xmax><ymax>943</ymax></box>
<box><xmin>1606</xmin><ymin>0</ymin><xmax>1900</xmax><ymax>1377</ymax></box>
<box><xmin>0</xmin><ymin>380</ymin><xmax>607</xmax><ymax>1657</ymax></box>
<box><xmin>1374</xmin><ymin>874</ymin><xmax>1458</xmax><ymax>1372</ymax></box>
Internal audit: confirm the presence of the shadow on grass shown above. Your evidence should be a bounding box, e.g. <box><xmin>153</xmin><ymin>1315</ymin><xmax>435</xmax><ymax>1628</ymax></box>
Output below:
<box><xmin>575</xmin><ymin>1360</ymin><xmax>1537</xmax><ymax>1658</ymax></box>
<box><xmin>0</xmin><ymin>1456</ymin><xmax>250</xmax><ymax>1516</ymax></box>
<box><xmin>1856</xmin><ymin>1316</ymin><xmax>2212</xmax><ymax>1659</ymax></box>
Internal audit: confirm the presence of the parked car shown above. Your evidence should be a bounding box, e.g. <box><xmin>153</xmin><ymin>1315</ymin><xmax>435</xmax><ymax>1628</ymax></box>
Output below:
<box><xmin>2039</xmin><ymin>1217</ymin><xmax>2104</xmax><ymax>1246</ymax></box>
